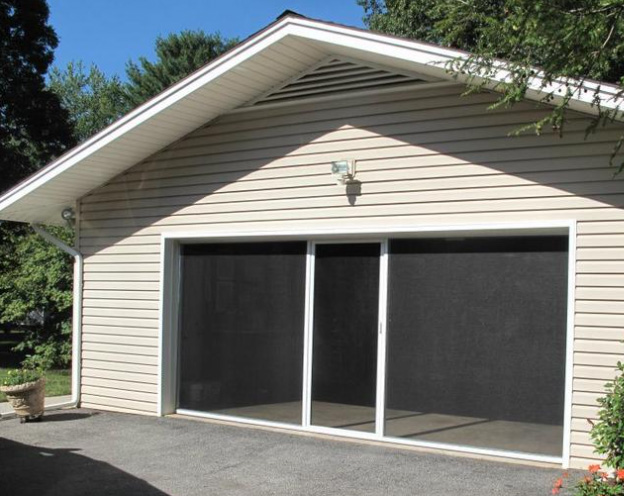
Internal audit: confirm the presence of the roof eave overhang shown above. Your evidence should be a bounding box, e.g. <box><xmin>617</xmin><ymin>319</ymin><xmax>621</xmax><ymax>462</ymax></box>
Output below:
<box><xmin>0</xmin><ymin>15</ymin><xmax>620</xmax><ymax>225</ymax></box>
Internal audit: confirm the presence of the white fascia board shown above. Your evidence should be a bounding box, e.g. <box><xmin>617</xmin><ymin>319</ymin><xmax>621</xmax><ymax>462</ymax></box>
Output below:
<box><xmin>289</xmin><ymin>18</ymin><xmax>624</xmax><ymax>116</ymax></box>
<box><xmin>0</xmin><ymin>18</ymin><xmax>295</xmax><ymax>219</ymax></box>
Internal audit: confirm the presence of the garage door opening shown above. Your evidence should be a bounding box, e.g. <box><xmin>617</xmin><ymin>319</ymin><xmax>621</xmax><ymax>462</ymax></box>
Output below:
<box><xmin>384</xmin><ymin>236</ymin><xmax>568</xmax><ymax>456</ymax></box>
<box><xmin>173</xmin><ymin>232</ymin><xmax>569</xmax><ymax>460</ymax></box>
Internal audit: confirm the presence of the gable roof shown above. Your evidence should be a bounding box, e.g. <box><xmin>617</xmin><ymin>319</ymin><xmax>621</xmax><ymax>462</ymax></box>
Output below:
<box><xmin>1</xmin><ymin>14</ymin><xmax>622</xmax><ymax>225</ymax></box>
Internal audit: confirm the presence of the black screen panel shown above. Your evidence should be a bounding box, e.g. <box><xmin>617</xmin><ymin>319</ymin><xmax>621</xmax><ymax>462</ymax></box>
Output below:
<box><xmin>385</xmin><ymin>236</ymin><xmax>568</xmax><ymax>454</ymax></box>
<box><xmin>178</xmin><ymin>242</ymin><xmax>307</xmax><ymax>424</ymax></box>
<box><xmin>311</xmin><ymin>243</ymin><xmax>380</xmax><ymax>431</ymax></box>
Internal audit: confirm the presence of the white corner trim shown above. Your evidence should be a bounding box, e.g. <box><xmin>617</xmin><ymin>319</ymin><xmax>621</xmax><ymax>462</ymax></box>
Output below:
<box><xmin>561</xmin><ymin>220</ymin><xmax>577</xmax><ymax>468</ymax></box>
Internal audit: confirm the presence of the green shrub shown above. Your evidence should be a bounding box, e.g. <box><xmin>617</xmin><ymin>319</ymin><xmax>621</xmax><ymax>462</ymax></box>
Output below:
<box><xmin>551</xmin><ymin>363</ymin><xmax>624</xmax><ymax>494</ymax></box>
<box><xmin>19</xmin><ymin>321</ymin><xmax>72</xmax><ymax>370</ymax></box>
<box><xmin>591</xmin><ymin>361</ymin><xmax>624</xmax><ymax>470</ymax></box>
<box><xmin>1</xmin><ymin>368</ymin><xmax>42</xmax><ymax>387</ymax></box>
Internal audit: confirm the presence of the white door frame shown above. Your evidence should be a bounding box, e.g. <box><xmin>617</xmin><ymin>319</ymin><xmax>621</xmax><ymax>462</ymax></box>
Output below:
<box><xmin>303</xmin><ymin>239</ymin><xmax>386</xmax><ymax>435</ymax></box>
<box><xmin>158</xmin><ymin>220</ymin><xmax>576</xmax><ymax>467</ymax></box>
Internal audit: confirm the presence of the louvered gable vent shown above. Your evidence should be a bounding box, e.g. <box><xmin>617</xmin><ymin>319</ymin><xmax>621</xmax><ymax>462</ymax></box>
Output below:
<box><xmin>249</xmin><ymin>57</ymin><xmax>435</xmax><ymax>106</ymax></box>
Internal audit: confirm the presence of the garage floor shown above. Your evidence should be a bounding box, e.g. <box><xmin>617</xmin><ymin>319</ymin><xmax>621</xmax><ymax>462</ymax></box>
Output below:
<box><xmin>0</xmin><ymin>407</ymin><xmax>571</xmax><ymax>496</ymax></box>
<box><xmin>216</xmin><ymin>401</ymin><xmax>563</xmax><ymax>456</ymax></box>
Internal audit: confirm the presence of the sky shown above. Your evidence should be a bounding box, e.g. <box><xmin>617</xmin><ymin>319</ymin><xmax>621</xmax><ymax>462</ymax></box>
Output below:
<box><xmin>47</xmin><ymin>1</ymin><xmax>366</xmax><ymax>80</ymax></box>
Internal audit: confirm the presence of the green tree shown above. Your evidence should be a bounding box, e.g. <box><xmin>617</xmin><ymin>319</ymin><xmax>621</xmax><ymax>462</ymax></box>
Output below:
<box><xmin>0</xmin><ymin>223</ymin><xmax>73</xmax><ymax>369</ymax></box>
<box><xmin>0</xmin><ymin>1</ymin><xmax>75</xmax><ymax>370</ymax></box>
<box><xmin>124</xmin><ymin>30</ymin><xmax>239</xmax><ymax>108</ymax></box>
<box><xmin>359</xmin><ymin>0</ymin><xmax>624</xmax><ymax>169</ymax></box>
<box><xmin>0</xmin><ymin>0</ymin><xmax>75</xmax><ymax>194</ymax></box>
<box><xmin>48</xmin><ymin>61</ymin><xmax>128</xmax><ymax>143</ymax></box>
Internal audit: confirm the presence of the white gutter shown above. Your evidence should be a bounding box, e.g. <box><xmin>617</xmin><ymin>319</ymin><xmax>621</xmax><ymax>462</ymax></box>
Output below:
<box><xmin>29</xmin><ymin>224</ymin><xmax>82</xmax><ymax>411</ymax></box>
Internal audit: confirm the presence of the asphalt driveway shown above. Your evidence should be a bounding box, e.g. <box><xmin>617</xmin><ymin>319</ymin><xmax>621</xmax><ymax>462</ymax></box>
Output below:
<box><xmin>0</xmin><ymin>408</ymin><xmax>567</xmax><ymax>495</ymax></box>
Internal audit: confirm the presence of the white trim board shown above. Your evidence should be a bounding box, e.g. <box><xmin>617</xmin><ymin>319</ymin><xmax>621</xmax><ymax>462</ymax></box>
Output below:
<box><xmin>159</xmin><ymin>220</ymin><xmax>575</xmax><ymax>467</ymax></box>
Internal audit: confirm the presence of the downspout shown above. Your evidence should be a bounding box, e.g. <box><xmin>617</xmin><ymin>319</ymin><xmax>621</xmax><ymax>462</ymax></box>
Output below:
<box><xmin>31</xmin><ymin>224</ymin><xmax>82</xmax><ymax>411</ymax></box>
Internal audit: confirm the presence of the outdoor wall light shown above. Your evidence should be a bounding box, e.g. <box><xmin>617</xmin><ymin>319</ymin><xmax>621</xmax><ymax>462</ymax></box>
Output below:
<box><xmin>331</xmin><ymin>159</ymin><xmax>356</xmax><ymax>185</ymax></box>
<box><xmin>61</xmin><ymin>207</ymin><xmax>75</xmax><ymax>227</ymax></box>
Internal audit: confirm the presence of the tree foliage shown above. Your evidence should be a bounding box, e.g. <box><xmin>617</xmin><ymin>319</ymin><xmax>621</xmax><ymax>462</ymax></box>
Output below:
<box><xmin>0</xmin><ymin>0</ymin><xmax>74</xmax><ymax>194</ymax></box>
<box><xmin>0</xmin><ymin>1</ymin><xmax>75</xmax><ymax>369</ymax></box>
<box><xmin>591</xmin><ymin>361</ymin><xmax>624</xmax><ymax>469</ymax></box>
<box><xmin>124</xmin><ymin>30</ymin><xmax>239</xmax><ymax>108</ymax></box>
<box><xmin>0</xmin><ymin>223</ymin><xmax>73</xmax><ymax>369</ymax></box>
<box><xmin>48</xmin><ymin>61</ymin><xmax>128</xmax><ymax>144</ymax></box>
<box><xmin>359</xmin><ymin>0</ymin><xmax>624</xmax><ymax>170</ymax></box>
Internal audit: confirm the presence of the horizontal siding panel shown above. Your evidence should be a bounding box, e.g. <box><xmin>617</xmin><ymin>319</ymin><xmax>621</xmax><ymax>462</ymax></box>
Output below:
<box><xmin>81</xmin><ymin>181</ymin><xmax>624</xmax><ymax>223</ymax></box>
<box><xmin>80</xmin><ymin>359</ymin><xmax>157</xmax><ymax>375</ymax></box>
<box><xmin>78</xmin><ymin>209</ymin><xmax>624</xmax><ymax>239</ymax></box>
<box><xmin>91</xmin><ymin>147</ymin><xmax>618</xmax><ymax>201</ymax></box>
<box><xmin>571</xmin><ymin>418</ymin><xmax>594</xmax><ymax>433</ymax></box>
<box><xmin>83</xmin><ymin>245</ymin><xmax>161</xmax><ymax>256</ymax></box>
<box><xmin>572</xmin><ymin>405</ymin><xmax>600</xmax><ymax>419</ymax></box>
<box><xmin>81</xmin><ymin>367</ymin><xmax>158</xmax><ymax>384</ymax></box>
<box><xmin>570</xmin><ymin>431</ymin><xmax>593</xmax><ymax>446</ymax></box>
<box><xmin>81</xmin><ymin>350</ymin><xmax>158</xmax><ymax>366</ymax></box>
<box><xmin>570</xmin><ymin>456</ymin><xmax>606</xmax><ymax>470</ymax></box>
<box><xmin>82</xmin><ymin>324</ymin><xmax>157</xmax><ymax>338</ymax></box>
<box><xmin>83</xmin><ymin>281</ymin><xmax>159</xmax><ymax>291</ymax></box>
<box><xmin>82</xmin><ymin>333</ymin><xmax>158</xmax><ymax>347</ymax></box>
<box><xmin>577</xmin><ymin>274</ymin><xmax>624</xmax><ymax>287</ymax></box>
<box><xmin>83</xmin><ymin>299</ymin><xmax>159</xmax><ymax>310</ymax></box>
<box><xmin>83</xmin><ymin>291</ymin><xmax>159</xmax><ymax>301</ymax></box>
<box><xmin>576</xmin><ymin>300</ymin><xmax>624</xmax><ymax>313</ymax></box>
<box><xmin>83</xmin><ymin>162</ymin><xmax>619</xmax><ymax>207</ymax></box>
<box><xmin>576</xmin><ymin>313</ymin><xmax>624</xmax><ymax>327</ymax></box>
<box><xmin>80</xmin><ymin>166</ymin><xmax>619</xmax><ymax>214</ymax></box>
<box><xmin>573</xmin><ymin>365</ymin><xmax>620</xmax><ymax>381</ymax></box>
<box><xmin>80</xmin><ymin>198</ymin><xmax>624</xmax><ymax>231</ymax></box>
<box><xmin>81</xmin><ymin>385</ymin><xmax>157</xmax><ymax>404</ymax></box>
<box><xmin>576</xmin><ymin>262</ymin><xmax>624</xmax><ymax>274</ymax></box>
<box><xmin>83</xmin><ymin>273</ymin><xmax>159</xmax><ymax>283</ymax></box>
<box><xmin>84</xmin><ymin>253</ymin><xmax>161</xmax><ymax>263</ymax></box>
<box><xmin>136</xmin><ymin>112</ymin><xmax>580</xmax><ymax>170</ymax></box>
<box><xmin>577</xmin><ymin>234</ymin><xmax>624</xmax><ymax>247</ymax></box>
<box><xmin>574</xmin><ymin>326</ymin><xmax>624</xmax><ymax>341</ymax></box>
<box><xmin>570</xmin><ymin>444</ymin><xmax>601</xmax><ymax>460</ymax></box>
<box><xmin>80</xmin><ymin>235</ymin><xmax>162</xmax><ymax>247</ymax></box>
<box><xmin>82</xmin><ymin>307</ymin><xmax>159</xmax><ymax>319</ymax></box>
<box><xmin>82</xmin><ymin>342</ymin><xmax>157</xmax><ymax>358</ymax></box>
<box><xmin>82</xmin><ymin>315</ymin><xmax>157</xmax><ymax>329</ymax></box>
<box><xmin>576</xmin><ymin>287</ymin><xmax>624</xmax><ymax>300</ymax></box>
<box><xmin>89</xmin><ymin>137</ymin><xmax>619</xmax><ymax>199</ymax></box>
<box><xmin>191</xmin><ymin>104</ymin><xmax>544</xmax><ymax>146</ymax></box>
<box><xmin>577</xmin><ymin>248</ymin><xmax>624</xmax><ymax>261</ymax></box>
<box><xmin>85</xmin><ymin>264</ymin><xmax>161</xmax><ymax>273</ymax></box>
<box><xmin>574</xmin><ymin>378</ymin><xmax>612</xmax><ymax>393</ymax></box>
<box><xmin>80</xmin><ymin>396</ymin><xmax>156</xmax><ymax>413</ymax></box>
<box><xmin>574</xmin><ymin>351</ymin><xmax>624</xmax><ymax>367</ymax></box>
<box><xmin>578</xmin><ymin>221</ymin><xmax>624</xmax><ymax>234</ymax></box>
<box><xmin>82</xmin><ymin>377</ymin><xmax>157</xmax><ymax>394</ymax></box>
<box><xmin>573</xmin><ymin>392</ymin><xmax>602</xmax><ymax>407</ymax></box>
<box><xmin>574</xmin><ymin>338</ymin><xmax>624</xmax><ymax>354</ymax></box>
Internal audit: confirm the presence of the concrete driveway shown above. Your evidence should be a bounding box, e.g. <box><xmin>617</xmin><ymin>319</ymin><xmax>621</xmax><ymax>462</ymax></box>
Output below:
<box><xmin>0</xmin><ymin>408</ymin><xmax>568</xmax><ymax>495</ymax></box>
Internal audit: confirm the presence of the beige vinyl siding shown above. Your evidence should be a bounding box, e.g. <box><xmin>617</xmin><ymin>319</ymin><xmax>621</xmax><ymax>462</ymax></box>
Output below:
<box><xmin>79</xmin><ymin>84</ymin><xmax>624</xmax><ymax>467</ymax></box>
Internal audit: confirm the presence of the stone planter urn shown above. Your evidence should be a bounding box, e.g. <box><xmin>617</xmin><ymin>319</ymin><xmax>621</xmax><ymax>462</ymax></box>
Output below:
<box><xmin>0</xmin><ymin>378</ymin><xmax>46</xmax><ymax>422</ymax></box>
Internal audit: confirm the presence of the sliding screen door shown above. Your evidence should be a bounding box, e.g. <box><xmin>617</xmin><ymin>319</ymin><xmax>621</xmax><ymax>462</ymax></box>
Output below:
<box><xmin>311</xmin><ymin>243</ymin><xmax>380</xmax><ymax>432</ymax></box>
<box><xmin>178</xmin><ymin>242</ymin><xmax>307</xmax><ymax>424</ymax></box>
<box><xmin>384</xmin><ymin>236</ymin><xmax>568</xmax><ymax>456</ymax></box>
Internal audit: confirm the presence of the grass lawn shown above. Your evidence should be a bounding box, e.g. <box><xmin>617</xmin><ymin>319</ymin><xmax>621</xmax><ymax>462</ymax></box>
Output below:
<box><xmin>0</xmin><ymin>368</ymin><xmax>71</xmax><ymax>403</ymax></box>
